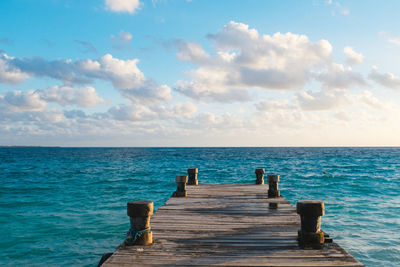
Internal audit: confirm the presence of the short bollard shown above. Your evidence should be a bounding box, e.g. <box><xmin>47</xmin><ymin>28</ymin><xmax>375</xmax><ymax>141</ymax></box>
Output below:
<box><xmin>269</xmin><ymin>202</ymin><xmax>278</xmax><ymax>209</ymax></box>
<box><xmin>187</xmin><ymin>168</ymin><xmax>198</xmax><ymax>185</ymax></box>
<box><xmin>267</xmin><ymin>174</ymin><xmax>280</xmax><ymax>197</ymax></box>
<box><xmin>173</xmin><ymin>175</ymin><xmax>188</xmax><ymax>197</ymax></box>
<box><xmin>296</xmin><ymin>200</ymin><xmax>325</xmax><ymax>249</ymax></box>
<box><xmin>255</xmin><ymin>169</ymin><xmax>265</xmax><ymax>184</ymax></box>
<box><xmin>125</xmin><ymin>201</ymin><xmax>153</xmax><ymax>246</ymax></box>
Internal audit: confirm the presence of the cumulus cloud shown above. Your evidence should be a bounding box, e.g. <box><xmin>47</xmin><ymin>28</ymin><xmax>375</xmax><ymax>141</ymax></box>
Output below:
<box><xmin>1</xmin><ymin>52</ymin><xmax>170</xmax><ymax>103</ymax></box>
<box><xmin>63</xmin><ymin>109</ymin><xmax>87</xmax><ymax>119</ymax></box>
<box><xmin>4</xmin><ymin>53</ymin><xmax>147</xmax><ymax>88</ymax></box>
<box><xmin>108</xmin><ymin>101</ymin><xmax>197</xmax><ymax>121</ymax></box>
<box><xmin>9</xmin><ymin>55</ymin><xmax>89</xmax><ymax>84</ymax></box>
<box><xmin>79</xmin><ymin>54</ymin><xmax>146</xmax><ymax>89</ymax></box>
<box><xmin>78</xmin><ymin>54</ymin><xmax>172</xmax><ymax>103</ymax></box>
<box><xmin>40</xmin><ymin>85</ymin><xmax>103</xmax><ymax>107</ymax></box>
<box><xmin>175</xmin><ymin>21</ymin><xmax>333</xmax><ymax>102</ymax></box>
<box><xmin>369</xmin><ymin>66</ymin><xmax>400</xmax><ymax>89</ymax></box>
<box><xmin>296</xmin><ymin>89</ymin><xmax>351</xmax><ymax>110</ymax></box>
<box><xmin>0</xmin><ymin>53</ymin><xmax>30</xmax><ymax>84</ymax></box>
<box><xmin>175</xmin><ymin>80</ymin><xmax>251</xmax><ymax>103</ymax></box>
<box><xmin>255</xmin><ymin>99</ymin><xmax>296</xmax><ymax>112</ymax></box>
<box><xmin>0</xmin><ymin>107</ymin><xmax>65</xmax><ymax>123</ymax></box>
<box><xmin>118</xmin><ymin>80</ymin><xmax>172</xmax><ymax>103</ymax></box>
<box><xmin>172</xmin><ymin>102</ymin><xmax>197</xmax><ymax>119</ymax></box>
<box><xmin>359</xmin><ymin>90</ymin><xmax>382</xmax><ymax>109</ymax></box>
<box><xmin>0</xmin><ymin>85</ymin><xmax>103</xmax><ymax>115</ymax></box>
<box><xmin>315</xmin><ymin>63</ymin><xmax>366</xmax><ymax>89</ymax></box>
<box><xmin>1</xmin><ymin>90</ymin><xmax>47</xmax><ymax>112</ymax></box>
<box><xmin>108</xmin><ymin>104</ymin><xmax>158</xmax><ymax>121</ymax></box>
<box><xmin>105</xmin><ymin>0</ymin><xmax>141</xmax><ymax>14</ymax></box>
<box><xmin>344</xmin><ymin>46</ymin><xmax>363</xmax><ymax>65</ymax></box>
<box><xmin>174</xmin><ymin>39</ymin><xmax>210</xmax><ymax>64</ymax></box>
<box><xmin>191</xmin><ymin>112</ymin><xmax>244</xmax><ymax>130</ymax></box>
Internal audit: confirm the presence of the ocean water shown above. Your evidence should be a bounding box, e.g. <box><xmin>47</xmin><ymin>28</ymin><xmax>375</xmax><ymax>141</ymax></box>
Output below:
<box><xmin>0</xmin><ymin>147</ymin><xmax>399</xmax><ymax>266</ymax></box>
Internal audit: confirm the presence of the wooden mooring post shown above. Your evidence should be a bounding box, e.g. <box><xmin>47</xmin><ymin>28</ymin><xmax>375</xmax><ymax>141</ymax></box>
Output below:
<box><xmin>100</xmin><ymin>171</ymin><xmax>364</xmax><ymax>267</ymax></box>
<box><xmin>187</xmin><ymin>168</ymin><xmax>199</xmax><ymax>185</ymax></box>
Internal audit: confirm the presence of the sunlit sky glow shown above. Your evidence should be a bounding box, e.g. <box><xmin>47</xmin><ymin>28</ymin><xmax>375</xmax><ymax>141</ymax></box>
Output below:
<box><xmin>1</xmin><ymin>0</ymin><xmax>400</xmax><ymax>146</ymax></box>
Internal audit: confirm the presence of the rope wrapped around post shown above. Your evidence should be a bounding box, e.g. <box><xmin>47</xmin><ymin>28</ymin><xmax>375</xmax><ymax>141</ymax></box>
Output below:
<box><xmin>124</xmin><ymin>201</ymin><xmax>153</xmax><ymax>246</ymax></box>
<box><xmin>126</xmin><ymin>228</ymin><xmax>152</xmax><ymax>245</ymax></box>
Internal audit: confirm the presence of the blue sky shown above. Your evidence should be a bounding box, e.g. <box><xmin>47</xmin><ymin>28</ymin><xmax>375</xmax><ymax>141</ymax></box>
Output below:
<box><xmin>1</xmin><ymin>0</ymin><xmax>400</xmax><ymax>146</ymax></box>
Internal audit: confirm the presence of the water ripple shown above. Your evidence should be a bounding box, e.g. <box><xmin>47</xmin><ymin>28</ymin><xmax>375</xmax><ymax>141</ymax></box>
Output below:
<box><xmin>0</xmin><ymin>147</ymin><xmax>399</xmax><ymax>266</ymax></box>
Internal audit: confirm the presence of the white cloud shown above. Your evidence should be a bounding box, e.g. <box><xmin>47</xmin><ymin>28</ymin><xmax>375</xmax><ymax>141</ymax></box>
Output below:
<box><xmin>344</xmin><ymin>46</ymin><xmax>363</xmax><ymax>65</ymax></box>
<box><xmin>118</xmin><ymin>81</ymin><xmax>172</xmax><ymax>103</ymax></box>
<box><xmin>296</xmin><ymin>89</ymin><xmax>351</xmax><ymax>111</ymax></box>
<box><xmin>79</xmin><ymin>54</ymin><xmax>146</xmax><ymax>89</ymax></box>
<box><xmin>0</xmin><ymin>108</ymin><xmax>65</xmax><ymax>124</ymax></box>
<box><xmin>172</xmin><ymin>102</ymin><xmax>197</xmax><ymax>118</ymax></box>
<box><xmin>0</xmin><ymin>53</ymin><xmax>170</xmax><ymax>103</ymax></box>
<box><xmin>175</xmin><ymin>39</ymin><xmax>210</xmax><ymax>64</ymax></box>
<box><xmin>359</xmin><ymin>90</ymin><xmax>382</xmax><ymax>109</ymax></box>
<box><xmin>0</xmin><ymin>85</ymin><xmax>103</xmax><ymax>113</ymax></box>
<box><xmin>175</xmin><ymin>21</ymin><xmax>333</xmax><ymax>102</ymax></box>
<box><xmin>2</xmin><ymin>90</ymin><xmax>46</xmax><ymax>112</ymax></box>
<box><xmin>111</xmin><ymin>30</ymin><xmax>133</xmax><ymax>43</ymax></box>
<box><xmin>0</xmin><ymin>53</ymin><xmax>30</xmax><ymax>84</ymax></box>
<box><xmin>111</xmin><ymin>30</ymin><xmax>133</xmax><ymax>50</ymax></box>
<box><xmin>78</xmin><ymin>54</ymin><xmax>172</xmax><ymax>103</ymax></box>
<box><xmin>334</xmin><ymin>111</ymin><xmax>350</xmax><ymax>121</ymax></box>
<box><xmin>105</xmin><ymin>0</ymin><xmax>141</xmax><ymax>14</ymax></box>
<box><xmin>379</xmin><ymin>31</ymin><xmax>400</xmax><ymax>46</ymax></box>
<box><xmin>315</xmin><ymin>63</ymin><xmax>366</xmax><ymax>89</ymax></box>
<box><xmin>108</xmin><ymin>101</ymin><xmax>197</xmax><ymax>122</ymax></box>
<box><xmin>191</xmin><ymin>112</ymin><xmax>244</xmax><ymax>130</ymax></box>
<box><xmin>108</xmin><ymin>102</ymin><xmax>197</xmax><ymax>123</ymax></box>
<box><xmin>40</xmin><ymin>85</ymin><xmax>103</xmax><ymax>107</ymax></box>
<box><xmin>175</xmin><ymin>80</ymin><xmax>251</xmax><ymax>103</ymax></box>
<box><xmin>108</xmin><ymin>104</ymin><xmax>158</xmax><ymax>121</ymax></box>
<box><xmin>8</xmin><ymin>55</ymin><xmax>90</xmax><ymax>84</ymax></box>
<box><xmin>255</xmin><ymin>99</ymin><xmax>296</xmax><ymax>112</ymax></box>
<box><xmin>4</xmin><ymin>20</ymin><xmax>400</xmax><ymax>146</ymax></box>
<box><xmin>369</xmin><ymin>66</ymin><xmax>400</xmax><ymax>89</ymax></box>
<box><xmin>1</xmin><ymin>88</ymin><xmax>399</xmax><ymax>146</ymax></box>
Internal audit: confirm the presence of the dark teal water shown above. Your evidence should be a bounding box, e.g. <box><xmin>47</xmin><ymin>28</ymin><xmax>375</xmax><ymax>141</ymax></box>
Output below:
<box><xmin>0</xmin><ymin>147</ymin><xmax>399</xmax><ymax>266</ymax></box>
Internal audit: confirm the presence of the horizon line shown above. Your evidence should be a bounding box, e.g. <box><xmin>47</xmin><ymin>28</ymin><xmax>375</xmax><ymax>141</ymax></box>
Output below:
<box><xmin>1</xmin><ymin>145</ymin><xmax>400</xmax><ymax>148</ymax></box>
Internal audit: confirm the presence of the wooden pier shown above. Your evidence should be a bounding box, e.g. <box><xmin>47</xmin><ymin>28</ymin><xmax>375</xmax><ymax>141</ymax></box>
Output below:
<box><xmin>101</xmin><ymin>183</ymin><xmax>363</xmax><ymax>266</ymax></box>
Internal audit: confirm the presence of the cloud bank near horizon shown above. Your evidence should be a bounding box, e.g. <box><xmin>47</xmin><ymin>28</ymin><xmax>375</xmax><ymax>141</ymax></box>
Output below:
<box><xmin>1</xmin><ymin>21</ymin><xmax>399</xmax><ymax>146</ymax></box>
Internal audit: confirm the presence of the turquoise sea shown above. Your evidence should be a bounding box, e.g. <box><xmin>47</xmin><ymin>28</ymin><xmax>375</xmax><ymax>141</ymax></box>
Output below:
<box><xmin>0</xmin><ymin>147</ymin><xmax>399</xmax><ymax>266</ymax></box>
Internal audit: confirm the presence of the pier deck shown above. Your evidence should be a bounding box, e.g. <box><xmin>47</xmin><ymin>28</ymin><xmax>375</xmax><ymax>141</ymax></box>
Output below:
<box><xmin>103</xmin><ymin>183</ymin><xmax>363</xmax><ymax>266</ymax></box>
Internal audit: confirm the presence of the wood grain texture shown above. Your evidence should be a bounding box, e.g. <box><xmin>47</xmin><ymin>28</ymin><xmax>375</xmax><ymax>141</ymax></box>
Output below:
<box><xmin>103</xmin><ymin>183</ymin><xmax>364</xmax><ymax>267</ymax></box>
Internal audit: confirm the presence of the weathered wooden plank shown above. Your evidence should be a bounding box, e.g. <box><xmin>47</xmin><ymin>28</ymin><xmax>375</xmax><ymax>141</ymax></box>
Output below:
<box><xmin>102</xmin><ymin>183</ymin><xmax>363</xmax><ymax>266</ymax></box>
